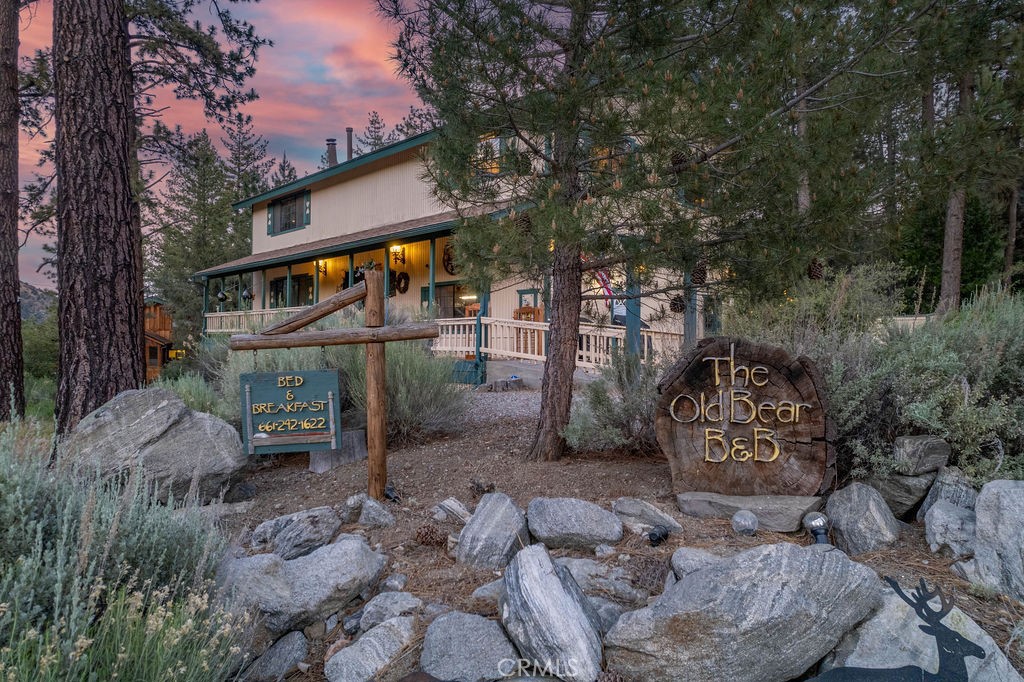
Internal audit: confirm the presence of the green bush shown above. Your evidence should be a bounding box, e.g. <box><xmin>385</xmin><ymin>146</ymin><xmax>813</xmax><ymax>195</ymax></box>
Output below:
<box><xmin>0</xmin><ymin>422</ymin><xmax>246</xmax><ymax>681</ymax></box>
<box><xmin>23</xmin><ymin>373</ymin><xmax>56</xmax><ymax>420</ymax></box>
<box><xmin>151</xmin><ymin>372</ymin><xmax>222</xmax><ymax>417</ymax></box>
<box><xmin>564</xmin><ymin>349</ymin><xmax>665</xmax><ymax>455</ymax></box>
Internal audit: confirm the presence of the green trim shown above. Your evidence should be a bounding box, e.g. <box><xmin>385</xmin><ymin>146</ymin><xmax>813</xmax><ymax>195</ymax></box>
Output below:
<box><xmin>348</xmin><ymin>254</ymin><xmax>355</xmax><ymax>287</ymax></box>
<box><xmin>234</xmin><ymin>130</ymin><xmax>438</xmax><ymax>210</ymax></box>
<box><xmin>195</xmin><ymin>222</ymin><xmax>455</xmax><ymax>280</ymax></box>
<box><xmin>428</xmin><ymin>238</ymin><xmax>436</xmax><ymax>307</ymax></box>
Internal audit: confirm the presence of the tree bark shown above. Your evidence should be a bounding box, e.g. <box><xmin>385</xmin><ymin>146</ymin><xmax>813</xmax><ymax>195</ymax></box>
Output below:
<box><xmin>527</xmin><ymin>241</ymin><xmax>583</xmax><ymax>462</ymax></box>
<box><xmin>1005</xmin><ymin>185</ymin><xmax>1019</xmax><ymax>285</ymax></box>
<box><xmin>936</xmin><ymin>73</ymin><xmax>973</xmax><ymax>314</ymax></box>
<box><xmin>54</xmin><ymin>0</ymin><xmax>144</xmax><ymax>434</ymax></box>
<box><xmin>0</xmin><ymin>0</ymin><xmax>24</xmax><ymax>420</ymax></box>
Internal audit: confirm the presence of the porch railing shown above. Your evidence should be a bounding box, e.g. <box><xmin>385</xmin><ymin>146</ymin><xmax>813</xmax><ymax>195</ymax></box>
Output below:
<box><xmin>204</xmin><ymin>307</ymin><xmax>306</xmax><ymax>334</ymax></box>
<box><xmin>434</xmin><ymin>316</ymin><xmax>687</xmax><ymax>368</ymax></box>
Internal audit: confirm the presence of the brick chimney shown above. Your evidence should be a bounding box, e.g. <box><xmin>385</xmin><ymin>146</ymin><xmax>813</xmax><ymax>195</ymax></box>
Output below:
<box><xmin>325</xmin><ymin>138</ymin><xmax>338</xmax><ymax>167</ymax></box>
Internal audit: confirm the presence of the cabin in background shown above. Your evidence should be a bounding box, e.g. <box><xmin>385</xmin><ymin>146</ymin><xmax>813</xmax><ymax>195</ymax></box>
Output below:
<box><xmin>144</xmin><ymin>298</ymin><xmax>175</xmax><ymax>382</ymax></box>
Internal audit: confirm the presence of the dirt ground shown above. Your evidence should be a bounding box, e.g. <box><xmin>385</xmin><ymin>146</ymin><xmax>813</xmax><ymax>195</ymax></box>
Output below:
<box><xmin>222</xmin><ymin>389</ymin><xmax>1024</xmax><ymax>680</ymax></box>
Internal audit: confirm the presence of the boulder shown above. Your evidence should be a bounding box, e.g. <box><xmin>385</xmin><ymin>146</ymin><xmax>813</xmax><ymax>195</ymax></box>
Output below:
<box><xmin>342</xmin><ymin>493</ymin><xmax>367</xmax><ymax>523</ymax></box>
<box><xmin>527</xmin><ymin>497</ymin><xmax>623</xmax><ymax>549</ymax></box>
<box><xmin>952</xmin><ymin>480</ymin><xmax>1024</xmax><ymax>601</ymax></box>
<box><xmin>471</xmin><ymin>578</ymin><xmax>505</xmax><ymax>604</ymax></box>
<box><xmin>359</xmin><ymin>591</ymin><xmax>423</xmax><ymax>633</ymax></box>
<box><xmin>731</xmin><ymin>509</ymin><xmax>758</xmax><ymax>535</ymax></box>
<box><xmin>218</xmin><ymin>534</ymin><xmax>386</xmax><ymax>637</ymax></box>
<box><xmin>241</xmin><ymin>631</ymin><xmax>308</xmax><ymax>682</ymax></box>
<box><xmin>611</xmin><ymin>497</ymin><xmax>682</xmax><ymax>534</ymax></box>
<box><xmin>864</xmin><ymin>471</ymin><xmax>936</xmax><ymax>518</ymax></box>
<box><xmin>817</xmin><ymin>584</ymin><xmax>1022</xmax><ymax>681</ymax></box>
<box><xmin>587</xmin><ymin>596</ymin><xmax>627</xmax><ymax>636</ymax></box>
<box><xmin>420</xmin><ymin>612</ymin><xmax>519</xmax><ymax>682</ymax></box>
<box><xmin>893</xmin><ymin>435</ymin><xmax>950</xmax><ymax>475</ymax></box>
<box><xmin>60</xmin><ymin>388</ymin><xmax>246</xmax><ymax>503</ymax></box>
<box><xmin>455</xmin><ymin>492</ymin><xmax>530</xmax><ymax>569</ymax></box>
<box><xmin>435</xmin><ymin>497</ymin><xmax>473</xmax><ymax>524</ymax></box>
<box><xmin>825</xmin><ymin>483</ymin><xmax>901</xmax><ymax>555</ymax></box>
<box><xmin>251</xmin><ymin>507</ymin><xmax>342</xmax><ymax>560</ymax></box>
<box><xmin>924</xmin><ymin>501</ymin><xmax>976</xmax><ymax>559</ymax></box>
<box><xmin>324</xmin><ymin>616</ymin><xmax>416</xmax><ymax>682</ymax></box>
<box><xmin>675</xmin><ymin>491</ymin><xmax>822</xmax><ymax>532</ymax></box>
<box><xmin>670</xmin><ymin>547</ymin><xmax>727</xmax><ymax>579</ymax></box>
<box><xmin>604</xmin><ymin>543</ymin><xmax>883</xmax><ymax>682</ymax></box>
<box><xmin>500</xmin><ymin>545</ymin><xmax>603</xmax><ymax>682</ymax></box>
<box><xmin>357</xmin><ymin>497</ymin><xmax>395</xmax><ymax>528</ymax></box>
<box><xmin>553</xmin><ymin>557</ymin><xmax>648</xmax><ymax>605</ymax></box>
<box><xmin>916</xmin><ymin>466</ymin><xmax>977</xmax><ymax>522</ymax></box>
<box><xmin>381</xmin><ymin>573</ymin><xmax>408</xmax><ymax>592</ymax></box>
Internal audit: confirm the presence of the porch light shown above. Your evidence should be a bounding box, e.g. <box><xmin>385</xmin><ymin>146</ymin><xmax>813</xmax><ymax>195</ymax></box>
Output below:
<box><xmin>241</xmin><ymin>287</ymin><xmax>252</xmax><ymax>301</ymax></box>
<box><xmin>459</xmin><ymin>294</ymin><xmax>478</xmax><ymax>301</ymax></box>
<box><xmin>316</xmin><ymin>260</ymin><xmax>328</xmax><ymax>277</ymax></box>
<box><xmin>390</xmin><ymin>245</ymin><xmax>406</xmax><ymax>265</ymax></box>
<box><xmin>216</xmin><ymin>290</ymin><xmax>227</xmax><ymax>302</ymax></box>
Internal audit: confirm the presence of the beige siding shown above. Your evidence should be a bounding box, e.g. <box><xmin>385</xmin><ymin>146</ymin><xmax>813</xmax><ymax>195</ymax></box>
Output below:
<box><xmin>252</xmin><ymin>153</ymin><xmax>442</xmax><ymax>255</ymax></box>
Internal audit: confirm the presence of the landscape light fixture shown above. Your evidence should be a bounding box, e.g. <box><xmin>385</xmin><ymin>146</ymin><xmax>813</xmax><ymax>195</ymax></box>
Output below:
<box><xmin>648</xmin><ymin>525</ymin><xmax>670</xmax><ymax>547</ymax></box>
<box><xmin>802</xmin><ymin>511</ymin><xmax>830</xmax><ymax>544</ymax></box>
<box><xmin>390</xmin><ymin>245</ymin><xmax>406</xmax><ymax>266</ymax></box>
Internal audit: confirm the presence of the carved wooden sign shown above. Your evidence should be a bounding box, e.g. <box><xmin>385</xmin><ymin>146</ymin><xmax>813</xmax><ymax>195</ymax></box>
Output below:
<box><xmin>655</xmin><ymin>337</ymin><xmax>835</xmax><ymax>496</ymax></box>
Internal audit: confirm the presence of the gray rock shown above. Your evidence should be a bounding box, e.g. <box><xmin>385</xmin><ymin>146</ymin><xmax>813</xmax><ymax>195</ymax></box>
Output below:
<box><xmin>553</xmin><ymin>557</ymin><xmax>648</xmax><ymax>605</ymax></box>
<box><xmin>500</xmin><ymin>545</ymin><xmax>603</xmax><ymax>682</ymax></box>
<box><xmin>825</xmin><ymin>483</ymin><xmax>901</xmax><ymax>555</ymax></box>
<box><xmin>952</xmin><ymin>480</ymin><xmax>1024</xmax><ymax>601</ymax></box>
<box><xmin>611</xmin><ymin>497</ymin><xmax>682</xmax><ymax>533</ymax></box>
<box><xmin>587</xmin><ymin>596</ymin><xmax>627</xmax><ymax>636</ymax></box>
<box><xmin>357</xmin><ymin>497</ymin><xmax>395</xmax><ymax>528</ymax></box>
<box><xmin>893</xmin><ymin>435</ymin><xmax>951</xmax><ymax>475</ymax></box>
<box><xmin>604</xmin><ymin>543</ymin><xmax>883</xmax><ymax>682</ymax></box>
<box><xmin>323</xmin><ymin>616</ymin><xmax>416</xmax><ymax>682</ymax></box>
<box><xmin>342</xmin><ymin>493</ymin><xmax>367</xmax><ymax>522</ymax></box>
<box><xmin>670</xmin><ymin>547</ymin><xmax>726</xmax><ymax>579</ymax></box>
<box><xmin>527</xmin><ymin>497</ymin><xmax>623</xmax><ymax>549</ymax></box>
<box><xmin>60</xmin><ymin>389</ymin><xmax>246</xmax><ymax>504</ymax></box>
<box><xmin>731</xmin><ymin>509</ymin><xmax>758</xmax><ymax>535</ymax></box>
<box><xmin>218</xmin><ymin>534</ymin><xmax>386</xmax><ymax>637</ymax></box>
<box><xmin>420</xmin><ymin>612</ymin><xmax>519</xmax><ymax>682</ymax></box>
<box><xmin>917</xmin><ymin>466</ymin><xmax>978</xmax><ymax>522</ymax></box>
<box><xmin>455</xmin><ymin>492</ymin><xmax>530</xmax><ymax>569</ymax></box>
<box><xmin>342</xmin><ymin>608</ymin><xmax>362</xmax><ymax>636</ymax></box>
<box><xmin>818</xmin><ymin>585</ymin><xmax>1022</xmax><ymax>681</ymax></box>
<box><xmin>251</xmin><ymin>507</ymin><xmax>342</xmax><ymax>560</ymax></box>
<box><xmin>381</xmin><ymin>573</ymin><xmax>408</xmax><ymax>592</ymax></box>
<box><xmin>594</xmin><ymin>543</ymin><xmax>615</xmax><ymax>558</ymax></box>
<box><xmin>359</xmin><ymin>591</ymin><xmax>423</xmax><ymax>633</ymax></box>
<box><xmin>241</xmin><ymin>631</ymin><xmax>308</xmax><ymax>682</ymax></box>
<box><xmin>471</xmin><ymin>578</ymin><xmax>505</xmax><ymax>604</ymax></box>
<box><xmin>675</xmin><ymin>492</ymin><xmax>822</xmax><ymax>532</ymax></box>
<box><xmin>865</xmin><ymin>471</ymin><xmax>936</xmax><ymax>518</ymax></box>
<box><xmin>438</xmin><ymin>497</ymin><xmax>473</xmax><ymax>523</ymax></box>
<box><xmin>925</xmin><ymin>501</ymin><xmax>976</xmax><ymax>559</ymax></box>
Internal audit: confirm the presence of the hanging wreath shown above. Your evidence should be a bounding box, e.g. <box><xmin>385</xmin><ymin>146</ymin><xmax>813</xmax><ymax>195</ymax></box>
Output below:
<box><xmin>395</xmin><ymin>271</ymin><xmax>410</xmax><ymax>294</ymax></box>
<box><xmin>443</xmin><ymin>242</ymin><xmax>458</xmax><ymax>275</ymax></box>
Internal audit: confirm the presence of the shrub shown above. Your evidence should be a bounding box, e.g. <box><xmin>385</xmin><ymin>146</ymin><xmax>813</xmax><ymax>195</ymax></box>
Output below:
<box><xmin>564</xmin><ymin>348</ymin><xmax>665</xmax><ymax>455</ymax></box>
<box><xmin>151</xmin><ymin>372</ymin><xmax>221</xmax><ymax>416</ymax></box>
<box><xmin>0</xmin><ymin>422</ymin><xmax>246</xmax><ymax>681</ymax></box>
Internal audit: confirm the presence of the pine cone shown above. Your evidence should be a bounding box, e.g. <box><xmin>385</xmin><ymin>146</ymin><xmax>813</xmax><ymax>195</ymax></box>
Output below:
<box><xmin>690</xmin><ymin>260</ymin><xmax>707</xmax><ymax>286</ymax></box>
<box><xmin>415</xmin><ymin>524</ymin><xmax>447</xmax><ymax>547</ymax></box>
<box><xmin>808</xmin><ymin>257</ymin><xmax>824</xmax><ymax>280</ymax></box>
<box><xmin>596</xmin><ymin>671</ymin><xmax>628</xmax><ymax>682</ymax></box>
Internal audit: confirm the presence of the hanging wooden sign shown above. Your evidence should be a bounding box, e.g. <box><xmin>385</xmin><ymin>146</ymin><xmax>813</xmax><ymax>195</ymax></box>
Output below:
<box><xmin>655</xmin><ymin>337</ymin><xmax>835</xmax><ymax>496</ymax></box>
<box><xmin>240</xmin><ymin>370</ymin><xmax>343</xmax><ymax>455</ymax></box>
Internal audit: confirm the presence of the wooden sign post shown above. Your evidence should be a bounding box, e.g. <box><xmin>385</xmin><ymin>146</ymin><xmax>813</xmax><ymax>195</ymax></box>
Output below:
<box><xmin>229</xmin><ymin>270</ymin><xmax>437</xmax><ymax>500</ymax></box>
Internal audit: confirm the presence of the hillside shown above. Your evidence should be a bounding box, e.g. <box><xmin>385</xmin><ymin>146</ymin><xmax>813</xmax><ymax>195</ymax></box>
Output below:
<box><xmin>20</xmin><ymin>281</ymin><xmax>56</xmax><ymax>322</ymax></box>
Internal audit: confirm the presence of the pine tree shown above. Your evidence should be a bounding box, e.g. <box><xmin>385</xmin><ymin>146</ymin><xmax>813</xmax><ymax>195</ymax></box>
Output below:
<box><xmin>150</xmin><ymin>131</ymin><xmax>236</xmax><ymax>345</ymax></box>
<box><xmin>357</xmin><ymin>110</ymin><xmax>391</xmax><ymax>153</ymax></box>
<box><xmin>270</xmin><ymin>153</ymin><xmax>299</xmax><ymax>187</ymax></box>
<box><xmin>0</xmin><ymin>0</ymin><xmax>23</xmax><ymax>420</ymax></box>
<box><xmin>381</xmin><ymin>0</ymin><xmax>938</xmax><ymax>461</ymax></box>
<box><xmin>221</xmin><ymin>112</ymin><xmax>271</xmax><ymax>272</ymax></box>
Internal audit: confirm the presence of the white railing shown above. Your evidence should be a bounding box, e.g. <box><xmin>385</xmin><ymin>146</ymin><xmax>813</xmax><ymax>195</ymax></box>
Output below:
<box><xmin>204</xmin><ymin>307</ymin><xmax>306</xmax><ymax>334</ymax></box>
<box><xmin>434</xmin><ymin>316</ymin><xmax>687</xmax><ymax>368</ymax></box>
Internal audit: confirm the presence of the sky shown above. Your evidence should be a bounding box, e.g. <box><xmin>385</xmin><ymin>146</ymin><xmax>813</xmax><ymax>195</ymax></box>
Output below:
<box><xmin>16</xmin><ymin>0</ymin><xmax>419</xmax><ymax>288</ymax></box>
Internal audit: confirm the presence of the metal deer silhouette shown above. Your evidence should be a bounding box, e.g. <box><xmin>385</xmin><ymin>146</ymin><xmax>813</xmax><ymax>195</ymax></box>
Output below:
<box><xmin>811</xmin><ymin>577</ymin><xmax>985</xmax><ymax>681</ymax></box>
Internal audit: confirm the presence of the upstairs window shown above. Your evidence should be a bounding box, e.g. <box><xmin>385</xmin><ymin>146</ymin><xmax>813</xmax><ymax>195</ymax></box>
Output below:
<box><xmin>266</xmin><ymin>190</ymin><xmax>311</xmax><ymax>235</ymax></box>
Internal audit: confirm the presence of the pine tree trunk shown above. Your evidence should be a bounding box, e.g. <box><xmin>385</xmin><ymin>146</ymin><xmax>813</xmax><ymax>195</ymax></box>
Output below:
<box><xmin>1005</xmin><ymin>185</ymin><xmax>1019</xmax><ymax>285</ymax></box>
<box><xmin>0</xmin><ymin>0</ymin><xmax>24</xmax><ymax>420</ymax></box>
<box><xmin>937</xmin><ymin>187</ymin><xmax>965</xmax><ymax>313</ymax></box>
<box><xmin>527</xmin><ymin>241</ymin><xmax>582</xmax><ymax>462</ymax></box>
<box><xmin>54</xmin><ymin>0</ymin><xmax>143</xmax><ymax>434</ymax></box>
<box><xmin>936</xmin><ymin>73</ymin><xmax>972</xmax><ymax>315</ymax></box>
